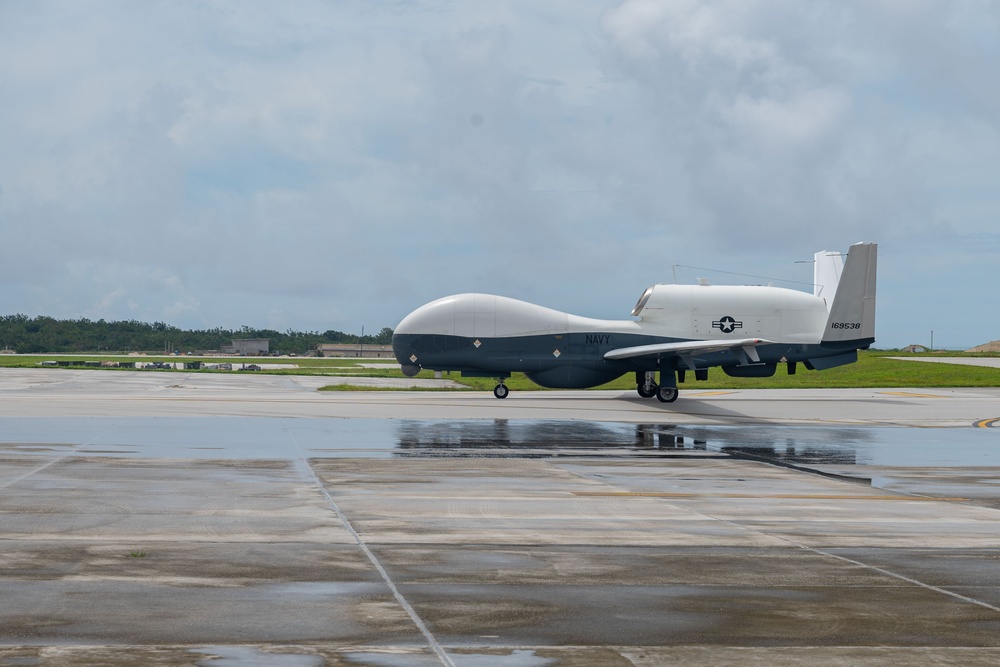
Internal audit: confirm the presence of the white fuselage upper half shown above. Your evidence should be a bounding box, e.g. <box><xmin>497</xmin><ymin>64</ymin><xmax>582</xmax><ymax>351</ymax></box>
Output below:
<box><xmin>395</xmin><ymin>284</ymin><xmax>830</xmax><ymax>345</ymax></box>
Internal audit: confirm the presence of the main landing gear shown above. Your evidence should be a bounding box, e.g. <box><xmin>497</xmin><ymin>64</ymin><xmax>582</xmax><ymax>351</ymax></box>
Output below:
<box><xmin>493</xmin><ymin>382</ymin><xmax>509</xmax><ymax>399</ymax></box>
<box><xmin>635</xmin><ymin>370</ymin><xmax>679</xmax><ymax>403</ymax></box>
<box><xmin>637</xmin><ymin>371</ymin><xmax>657</xmax><ymax>398</ymax></box>
<box><xmin>656</xmin><ymin>385</ymin><xmax>679</xmax><ymax>403</ymax></box>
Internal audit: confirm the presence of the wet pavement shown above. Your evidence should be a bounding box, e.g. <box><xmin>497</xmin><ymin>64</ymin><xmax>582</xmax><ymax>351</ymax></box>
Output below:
<box><xmin>1</xmin><ymin>370</ymin><xmax>1000</xmax><ymax>665</ymax></box>
<box><xmin>1</xmin><ymin>367</ymin><xmax>998</xmax><ymax>427</ymax></box>
<box><xmin>3</xmin><ymin>416</ymin><xmax>999</xmax><ymax>503</ymax></box>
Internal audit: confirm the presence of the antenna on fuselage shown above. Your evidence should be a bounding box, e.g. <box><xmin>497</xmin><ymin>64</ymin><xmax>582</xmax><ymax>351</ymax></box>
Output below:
<box><xmin>672</xmin><ymin>263</ymin><xmax>815</xmax><ymax>288</ymax></box>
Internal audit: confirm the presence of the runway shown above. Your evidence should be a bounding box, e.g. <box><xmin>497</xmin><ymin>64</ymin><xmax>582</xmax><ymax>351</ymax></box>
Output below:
<box><xmin>1</xmin><ymin>368</ymin><xmax>1000</xmax><ymax>666</ymax></box>
<box><xmin>1</xmin><ymin>367</ymin><xmax>998</xmax><ymax>426</ymax></box>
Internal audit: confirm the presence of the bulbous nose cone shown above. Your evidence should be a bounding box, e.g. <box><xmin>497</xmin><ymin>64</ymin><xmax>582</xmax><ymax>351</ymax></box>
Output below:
<box><xmin>393</xmin><ymin>295</ymin><xmax>478</xmax><ymax>372</ymax></box>
<box><xmin>394</xmin><ymin>294</ymin><xmax>468</xmax><ymax>336</ymax></box>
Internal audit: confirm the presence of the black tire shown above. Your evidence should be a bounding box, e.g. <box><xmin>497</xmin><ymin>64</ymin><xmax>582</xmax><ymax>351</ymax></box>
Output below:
<box><xmin>656</xmin><ymin>386</ymin><xmax>678</xmax><ymax>403</ymax></box>
<box><xmin>493</xmin><ymin>384</ymin><xmax>509</xmax><ymax>399</ymax></box>
<box><xmin>637</xmin><ymin>383</ymin><xmax>658</xmax><ymax>399</ymax></box>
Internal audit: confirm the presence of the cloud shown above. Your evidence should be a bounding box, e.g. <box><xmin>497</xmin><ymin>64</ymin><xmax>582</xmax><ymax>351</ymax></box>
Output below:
<box><xmin>0</xmin><ymin>1</ymin><xmax>998</xmax><ymax>347</ymax></box>
<box><xmin>718</xmin><ymin>87</ymin><xmax>850</xmax><ymax>146</ymax></box>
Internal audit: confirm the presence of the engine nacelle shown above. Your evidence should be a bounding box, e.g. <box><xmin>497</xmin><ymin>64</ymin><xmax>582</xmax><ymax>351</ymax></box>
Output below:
<box><xmin>722</xmin><ymin>363</ymin><xmax>776</xmax><ymax>378</ymax></box>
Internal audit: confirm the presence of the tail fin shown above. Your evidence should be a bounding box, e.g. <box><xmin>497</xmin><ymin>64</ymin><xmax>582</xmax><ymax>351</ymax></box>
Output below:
<box><xmin>821</xmin><ymin>242</ymin><xmax>877</xmax><ymax>344</ymax></box>
<box><xmin>813</xmin><ymin>250</ymin><xmax>845</xmax><ymax>311</ymax></box>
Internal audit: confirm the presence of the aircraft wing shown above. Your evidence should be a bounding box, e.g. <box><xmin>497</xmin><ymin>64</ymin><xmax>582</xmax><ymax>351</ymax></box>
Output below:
<box><xmin>604</xmin><ymin>338</ymin><xmax>772</xmax><ymax>363</ymax></box>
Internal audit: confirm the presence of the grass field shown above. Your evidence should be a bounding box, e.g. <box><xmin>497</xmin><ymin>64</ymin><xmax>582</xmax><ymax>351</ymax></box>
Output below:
<box><xmin>1</xmin><ymin>350</ymin><xmax>998</xmax><ymax>390</ymax></box>
<box><xmin>437</xmin><ymin>350</ymin><xmax>1000</xmax><ymax>392</ymax></box>
<box><xmin>0</xmin><ymin>354</ymin><xmax>380</xmax><ymax>373</ymax></box>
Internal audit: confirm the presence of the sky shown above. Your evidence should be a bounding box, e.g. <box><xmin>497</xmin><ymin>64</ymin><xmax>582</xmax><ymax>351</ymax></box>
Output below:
<box><xmin>1</xmin><ymin>1</ymin><xmax>998</xmax><ymax>350</ymax></box>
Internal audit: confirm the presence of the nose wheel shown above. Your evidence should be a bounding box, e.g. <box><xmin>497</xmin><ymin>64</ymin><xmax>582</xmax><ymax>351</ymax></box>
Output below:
<box><xmin>493</xmin><ymin>383</ymin><xmax>509</xmax><ymax>399</ymax></box>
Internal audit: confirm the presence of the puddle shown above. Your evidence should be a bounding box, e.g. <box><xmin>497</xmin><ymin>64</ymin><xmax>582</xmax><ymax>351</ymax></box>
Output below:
<box><xmin>193</xmin><ymin>646</ymin><xmax>322</xmax><ymax>667</ymax></box>
<box><xmin>339</xmin><ymin>649</ymin><xmax>556</xmax><ymax>667</ymax></box>
<box><xmin>2</xmin><ymin>416</ymin><xmax>998</xmax><ymax>502</ymax></box>
<box><xmin>0</xmin><ymin>416</ymin><xmax>996</xmax><ymax>467</ymax></box>
<box><xmin>449</xmin><ymin>650</ymin><xmax>557</xmax><ymax>667</ymax></box>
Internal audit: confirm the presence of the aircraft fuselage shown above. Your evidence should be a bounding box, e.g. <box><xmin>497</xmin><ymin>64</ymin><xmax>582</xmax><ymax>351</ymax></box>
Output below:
<box><xmin>392</xmin><ymin>243</ymin><xmax>877</xmax><ymax>401</ymax></box>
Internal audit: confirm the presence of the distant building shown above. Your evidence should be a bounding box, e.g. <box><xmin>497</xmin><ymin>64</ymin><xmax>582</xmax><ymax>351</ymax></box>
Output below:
<box><xmin>966</xmin><ymin>340</ymin><xmax>1000</xmax><ymax>353</ymax></box>
<box><xmin>316</xmin><ymin>343</ymin><xmax>394</xmax><ymax>358</ymax></box>
<box><xmin>903</xmin><ymin>344</ymin><xmax>931</xmax><ymax>353</ymax></box>
<box><xmin>222</xmin><ymin>339</ymin><xmax>269</xmax><ymax>355</ymax></box>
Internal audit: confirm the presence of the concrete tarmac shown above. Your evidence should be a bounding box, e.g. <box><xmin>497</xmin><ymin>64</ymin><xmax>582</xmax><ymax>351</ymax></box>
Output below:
<box><xmin>1</xmin><ymin>368</ymin><xmax>1000</xmax><ymax>666</ymax></box>
<box><xmin>0</xmin><ymin>367</ymin><xmax>998</xmax><ymax>426</ymax></box>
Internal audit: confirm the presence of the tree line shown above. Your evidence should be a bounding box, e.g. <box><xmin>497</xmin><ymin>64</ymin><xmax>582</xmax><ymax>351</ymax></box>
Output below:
<box><xmin>0</xmin><ymin>314</ymin><xmax>394</xmax><ymax>355</ymax></box>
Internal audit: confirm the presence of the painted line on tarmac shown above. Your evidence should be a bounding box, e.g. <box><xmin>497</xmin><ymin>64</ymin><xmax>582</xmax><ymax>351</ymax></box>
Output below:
<box><xmin>0</xmin><ymin>426</ymin><xmax>114</xmax><ymax>491</ymax></box>
<box><xmin>974</xmin><ymin>418</ymin><xmax>1000</xmax><ymax>428</ymax></box>
<box><xmin>573</xmin><ymin>492</ymin><xmax>967</xmax><ymax>501</ymax></box>
<box><xmin>574</xmin><ymin>466</ymin><xmax>1000</xmax><ymax>616</ymax></box>
<box><xmin>878</xmin><ymin>391</ymin><xmax>947</xmax><ymax>398</ymax></box>
<box><xmin>644</xmin><ymin>491</ymin><xmax>1000</xmax><ymax>616</ymax></box>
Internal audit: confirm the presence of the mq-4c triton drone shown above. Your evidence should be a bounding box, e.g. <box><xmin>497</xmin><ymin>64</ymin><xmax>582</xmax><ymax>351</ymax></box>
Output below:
<box><xmin>392</xmin><ymin>242</ymin><xmax>876</xmax><ymax>403</ymax></box>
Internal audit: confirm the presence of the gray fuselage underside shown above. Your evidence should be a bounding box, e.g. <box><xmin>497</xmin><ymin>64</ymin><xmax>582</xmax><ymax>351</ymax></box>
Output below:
<box><xmin>392</xmin><ymin>331</ymin><xmax>870</xmax><ymax>388</ymax></box>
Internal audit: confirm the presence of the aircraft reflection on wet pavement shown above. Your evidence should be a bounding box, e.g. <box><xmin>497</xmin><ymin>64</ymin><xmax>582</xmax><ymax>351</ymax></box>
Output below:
<box><xmin>3</xmin><ymin>415</ymin><xmax>992</xmax><ymax>472</ymax></box>
<box><xmin>397</xmin><ymin>419</ymin><xmax>703</xmax><ymax>457</ymax></box>
<box><xmin>394</xmin><ymin>419</ymin><xmax>865</xmax><ymax>466</ymax></box>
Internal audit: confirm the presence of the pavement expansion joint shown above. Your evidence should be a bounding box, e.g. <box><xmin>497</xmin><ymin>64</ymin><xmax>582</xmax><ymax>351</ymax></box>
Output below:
<box><xmin>288</xmin><ymin>433</ymin><xmax>457</xmax><ymax>667</ymax></box>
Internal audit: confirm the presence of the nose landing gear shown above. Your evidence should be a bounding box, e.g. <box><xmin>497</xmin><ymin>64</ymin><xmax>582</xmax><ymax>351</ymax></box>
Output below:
<box><xmin>493</xmin><ymin>382</ymin><xmax>509</xmax><ymax>399</ymax></box>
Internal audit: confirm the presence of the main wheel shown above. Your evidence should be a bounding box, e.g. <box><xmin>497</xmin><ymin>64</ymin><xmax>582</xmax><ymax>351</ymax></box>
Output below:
<box><xmin>637</xmin><ymin>383</ymin><xmax>658</xmax><ymax>398</ymax></box>
<box><xmin>656</xmin><ymin>386</ymin><xmax>679</xmax><ymax>403</ymax></box>
<box><xmin>493</xmin><ymin>384</ymin><xmax>509</xmax><ymax>399</ymax></box>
